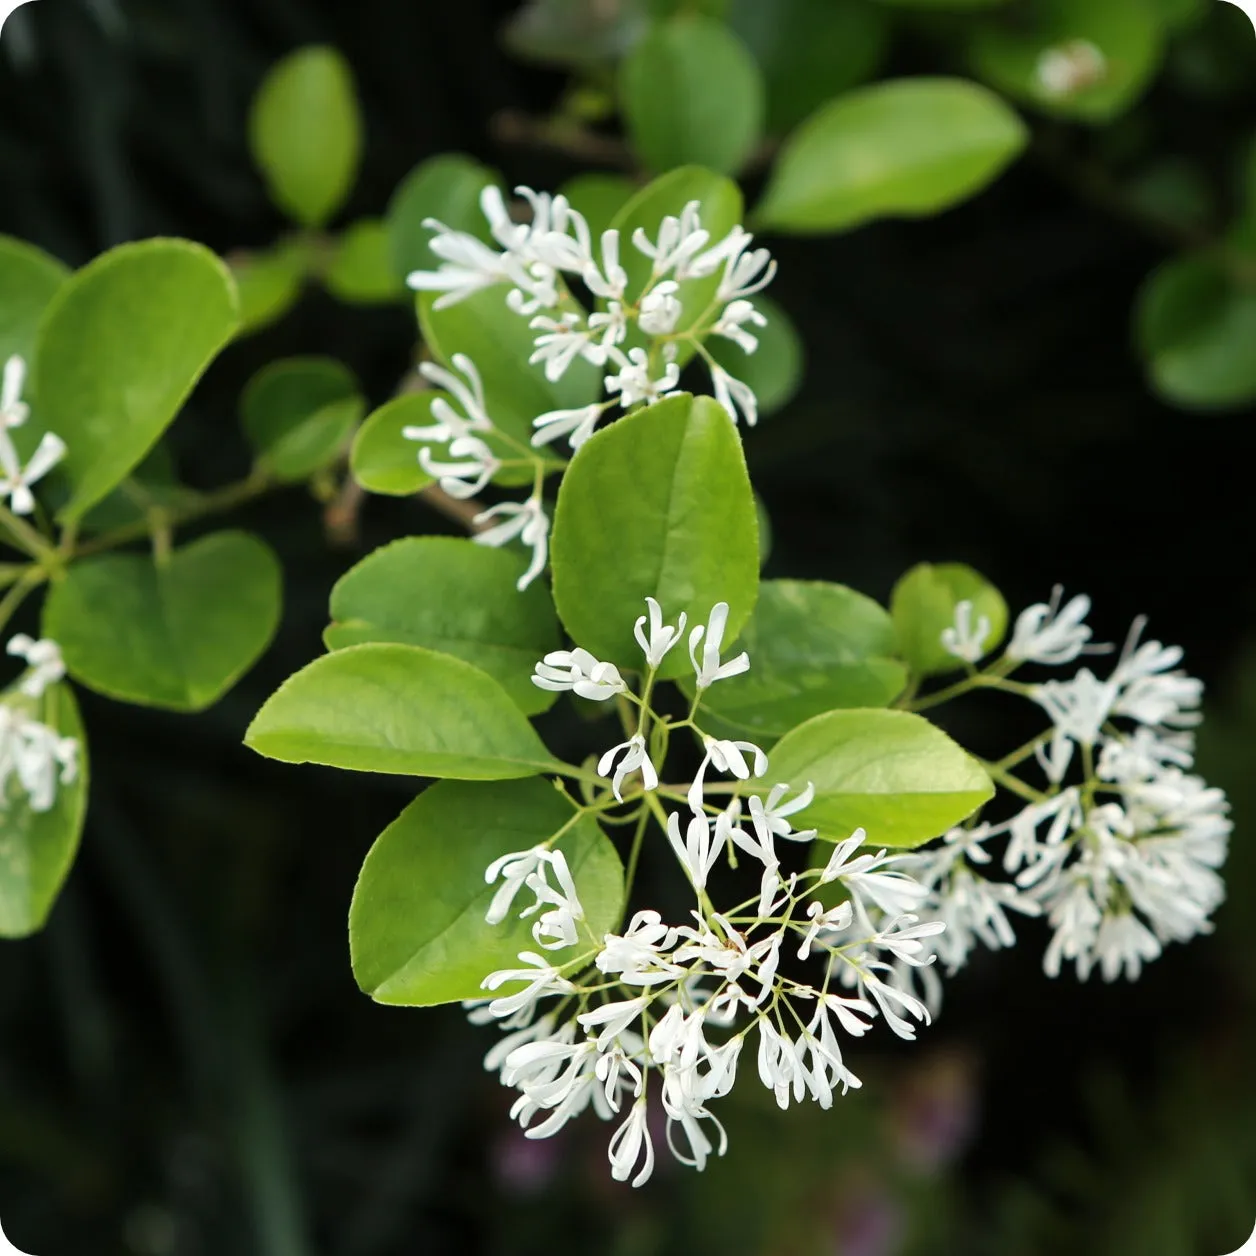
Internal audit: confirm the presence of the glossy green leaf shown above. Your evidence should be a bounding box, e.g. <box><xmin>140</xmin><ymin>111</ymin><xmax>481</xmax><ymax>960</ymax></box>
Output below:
<box><xmin>728</xmin><ymin>0</ymin><xmax>890</xmax><ymax>133</ymax></box>
<box><xmin>249</xmin><ymin>46</ymin><xmax>363</xmax><ymax>227</ymax></box>
<box><xmin>351</xmin><ymin>779</ymin><xmax>623</xmax><ymax>1005</ymax></box>
<box><xmin>0</xmin><ymin>684</ymin><xmax>88</xmax><ymax>939</ymax></box>
<box><xmin>43</xmin><ymin>531</ymin><xmax>282</xmax><ymax>712</ymax></box>
<box><xmin>621</xmin><ymin>14</ymin><xmax>765</xmax><ymax>176</ymax></box>
<box><xmin>685</xmin><ymin>580</ymin><xmax>907</xmax><ymax>738</ymax></box>
<box><xmin>325</xmin><ymin>537</ymin><xmax>561</xmax><ymax>716</ymax></box>
<box><xmin>762</xmin><ymin>708</ymin><xmax>995</xmax><ymax>848</ymax></box>
<box><xmin>1136</xmin><ymin>253</ymin><xmax>1256</xmax><ymax>409</ymax></box>
<box><xmin>350</xmin><ymin>394</ymin><xmax>436</xmax><ymax>496</ymax></box>
<box><xmin>241</xmin><ymin>357</ymin><xmax>363</xmax><ymax>481</ymax></box>
<box><xmin>705</xmin><ymin>293</ymin><xmax>804</xmax><ymax>416</ymax></box>
<box><xmin>0</xmin><ymin>235</ymin><xmax>69</xmax><ymax>365</ymax></box>
<box><xmin>386</xmin><ymin>154</ymin><xmax>500</xmax><ymax>281</ymax></box>
<box><xmin>968</xmin><ymin>0</ymin><xmax>1165</xmax><ymax>122</ymax></box>
<box><xmin>558</xmin><ymin>173</ymin><xmax>639</xmax><ymax>241</ymax></box>
<box><xmin>419</xmin><ymin>285</ymin><xmax>602</xmax><ymax>445</ymax></box>
<box><xmin>245</xmin><ymin>643</ymin><xmax>557</xmax><ymax>778</ymax></box>
<box><xmin>891</xmin><ymin>562</ymin><xmax>1008</xmax><ymax>677</ymax></box>
<box><xmin>754</xmin><ymin>78</ymin><xmax>1028</xmax><ymax>234</ymax></box>
<box><xmin>228</xmin><ymin>241</ymin><xmax>308</xmax><ymax>335</ymax></box>
<box><xmin>33</xmin><ymin>239</ymin><xmax>239</xmax><ymax>521</ymax></box>
<box><xmin>551</xmin><ymin>394</ymin><xmax>759</xmax><ymax>677</ymax></box>
<box><xmin>325</xmin><ymin>219</ymin><xmax>405</xmax><ymax>304</ymax></box>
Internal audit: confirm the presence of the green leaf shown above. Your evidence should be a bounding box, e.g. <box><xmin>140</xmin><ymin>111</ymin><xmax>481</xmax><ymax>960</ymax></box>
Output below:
<box><xmin>873</xmin><ymin>0</ymin><xmax>1009</xmax><ymax>9</ymax></box>
<box><xmin>621</xmin><ymin>14</ymin><xmax>765</xmax><ymax>176</ymax></box>
<box><xmin>249</xmin><ymin>46</ymin><xmax>363</xmax><ymax>227</ymax></box>
<box><xmin>0</xmin><ymin>684</ymin><xmax>88</xmax><ymax>939</ymax></box>
<box><xmin>240</xmin><ymin>356</ymin><xmax>363</xmax><ymax>482</ymax></box>
<box><xmin>245</xmin><ymin>643</ymin><xmax>557</xmax><ymax>778</ymax></box>
<box><xmin>228</xmin><ymin>241</ymin><xmax>308</xmax><ymax>335</ymax></box>
<box><xmin>1135</xmin><ymin>253</ymin><xmax>1256</xmax><ymax>409</ymax></box>
<box><xmin>551</xmin><ymin>394</ymin><xmax>759</xmax><ymax>677</ymax></box>
<box><xmin>728</xmin><ymin>0</ymin><xmax>890</xmax><ymax>133</ymax></box>
<box><xmin>558</xmin><ymin>173</ymin><xmax>640</xmax><ymax>241</ymax></box>
<box><xmin>0</xmin><ymin>235</ymin><xmax>69</xmax><ymax>366</ymax></box>
<box><xmin>43</xmin><ymin>531</ymin><xmax>282</xmax><ymax>712</ymax></box>
<box><xmin>33</xmin><ymin>239</ymin><xmax>239</xmax><ymax>521</ymax></box>
<box><xmin>419</xmin><ymin>285</ymin><xmax>602</xmax><ymax>445</ymax></box>
<box><xmin>762</xmin><ymin>708</ymin><xmax>994</xmax><ymax>848</ymax></box>
<box><xmin>684</xmin><ymin>580</ymin><xmax>907</xmax><ymax>737</ymax></box>
<box><xmin>504</xmin><ymin>0</ymin><xmax>646</xmax><ymax>67</ymax></box>
<box><xmin>350</xmin><ymin>394</ymin><xmax>436</xmax><ymax>497</ymax></box>
<box><xmin>754</xmin><ymin>77</ymin><xmax>1028</xmax><ymax>234</ymax></box>
<box><xmin>891</xmin><ymin>562</ymin><xmax>1009</xmax><ymax>677</ymax></box>
<box><xmin>325</xmin><ymin>537</ymin><xmax>561</xmax><ymax>716</ymax></box>
<box><xmin>350</xmin><ymin>779</ymin><xmax>623</xmax><ymax>1005</ymax></box>
<box><xmin>75</xmin><ymin>444</ymin><xmax>201</xmax><ymax>538</ymax></box>
<box><xmin>705</xmin><ymin>293</ymin><xmax>804</xmax><ymax>415</ymax></box>
<box><xmin>324</xmin><ymin>219</ymin><xmax>405</xmax><ymax>304</ymax></box>
<box><xmin>968</xmin><ymin>0</ymin><xmax>1165</xmax><ymax>122</ymax></box>
<box><xmin>386</xmin><ymin>154</ymin><xmax>501</xmax><ymax>282</ymax></box>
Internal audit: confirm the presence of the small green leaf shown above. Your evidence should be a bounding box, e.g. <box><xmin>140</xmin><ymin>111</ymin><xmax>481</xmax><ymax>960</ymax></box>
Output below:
<box><xmin>968</xmin><ymin>0</ymin><xmax>1165</xmax><ymax>122</ymax></box>
<box><xmin>0</xmin><ymin>235</ymin><xmax>69</xmax><ymax>365</ymax></box>
<box><xmin>249</xmin><ymin>46</ymin><xmax>362</xmax><ymax>227</ymax></box>
<box><xmin>228</xmin><ymin>241</ymin><xmax>308</xmax><ymax>335</ymax></box>
<box><xmin>1135</xmin><ymin>253</ymin><xmax>1256</xmax><ymax>409</ymax></box>
<box><xmin>728</xmin><ymin>0</ymin><xmax>890</xmax><ymax>133</ymax></box>
<box><xmin>551</xmin><ymin>393</ymin><xmax>759</xmax><ymax>677</ymax></box>
<box><xmin>386</xmin><ymin>154</ymin><xmax>501</xmax><ymax>281</ymax></box>
<box><xmin>33</xmin><ymin>239</ymin><xmax>239</xmax><ymax>521</ymax></box>
<box><xmin>419</xmin><ymin>285</ymin><xmax>602</xmax><ymax>446</ymax></box>
<box><xmin>762</xmin><ymin>708</ymin><xmax>994</xmax><ymax>848</ymax></box>
<box><xmin>241</xmin><ymin>357</ymin><xmax>363</xmax><ymax>482</ymax></box>
<box><xmin>0</xmin><ymin>684</ymin><xmax>88</xmax><ymax>939</ymax></box>
<box><xmin>350</xmin><ymin>394</ymin><xmax>436</xmax><ymax>496</ymax></box>
<box><xmin>621</xmin><ymin>14</ymin><xmax>765</xmax><ymax>176</ymax></box>
<box><xmin>245</xmin><ymin>643</ymin><xmax>558</xmax><ymax>778</ymax></box>
<box><xmin>705</xmin><ymin>293</ymin><xmax>804</xmax><ymax>416</ymax></box>
<box><xmin>891</xmin><ymin>562</ymin><xmax>1008</xmax><ymax>677</ymax></box>
<box><xmin>684</xmin><ymin>580</ymin><xmax>907</xmax><ymax>737</ymax></box>
<box><xmin>324</xmin><ymin>219</ymin><xmax>405</xmax><ymax>304</ymax></box>
<box><xmin>754</xmin><ymin>77</ymin><xmax>1027</xmax><ymax>234</ymax></box>
<box><xmin>350</xmin><ymin>779</ymin><xmax>623</xmax><ymax>1005</ymax></box>
<box><xmin>43</xmin><ymin>531</ymin><xmax>282</xmax><ymax>712</ymax></box>
<box><xmin>325</xmin><ymin>537</ymin><xmax>561</xmax><ymax>716</ymax></box>
<box><xmin>558</xmin><ymin>173</ymin><xmax>640</xmax><ymax>241</ymax></box>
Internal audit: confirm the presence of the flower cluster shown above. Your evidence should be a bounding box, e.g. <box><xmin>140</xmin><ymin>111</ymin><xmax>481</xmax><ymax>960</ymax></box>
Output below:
<box><xmin>1</xmin><ymin>356</ymin><xmax>67</xmax><ymax>517</ymax></box>
<box><xmin>1</xmin><ymin>635</ymin><xmax>78</xmax><ymax>814</ymax></box>
<box><xmin>466</xmin><ymin>599</ymin><xmax>943</xmax><ymax>1186</ymax></box>
<box><xmin>400</xmin><ymin>188</ymin><xmax>775</xmax><ymax>590</ymax></box>
<box><xmin>898</xmin><ymin>590</ymin><xmax>1228</xmax><ymax>1003</ymax></box>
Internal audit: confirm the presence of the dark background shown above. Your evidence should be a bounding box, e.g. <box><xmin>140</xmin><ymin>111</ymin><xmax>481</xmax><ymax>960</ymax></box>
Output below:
<box><xmin>2</xmin><ymin>2</ymin><xmax>1255</xmax><ymax>1253</ymax></box>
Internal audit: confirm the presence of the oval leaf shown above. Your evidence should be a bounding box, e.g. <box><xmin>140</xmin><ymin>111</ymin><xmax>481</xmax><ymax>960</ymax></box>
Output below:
<box><xmin>0</xmin><ymin>235</ymin><xmax>69</xmax><ymax>365</ymax></box>
<box><xmin>33</xmin><ymin>239</ymin><xmax>239</xmax><ymax>520</ymax></box>
<box><xmin>621</xmin><ymin>14</ymin><xmax>765</xmax><ymax>175</ymax></box>
<box><xmin>249</xmin><ymin>46</ymin><xmax>363</xmax><ymax>228</ymax></box>
<box><xmin>891</xmin><ymin>562</ymin><xmax>1009</xmax><ymax>677</ymax></box>
<box><xmin>325</xmin><ymin>537</ymin><xmax>562</xmax><ymax>716</ymax></box>
<box><xmin>0</xmin><ymin>684</ymin><xmax>88</xmax><ymax>938</ymax></box>
<box><xmin>245</xmin><ymin>643</ymin><xmax>557</xmax><ymax>778</ymax></box>
<box><xmin>350</xmin><ymin>394</ymin><xmax>437</xmax><ymax>496</ymax></box>
<box><xmin>754</xmin><ymin>77</ymin><xmax>1027</xmax><ymax>234</ymax></box>
<box><xmin>324</xmin><ymin>219</ymin><xmax>405</xmax><ymax>304</ymax></box>
<box><xmin>350</xmin><ymin>779</ymin><xmax>623</xmax><ymax>1005</ymax></box>
<box><xmin>762</xmin><ymin>708</ymin><xmax>995</xmax><ymax>848</ymax></box>
<box><xmin>551</xmin><ymin>393</ymin><xmax>759</xmax><ymax>677</ymax></box>
<box><xmin>43</xmin><ymin>531</ymin><xmax>282</xmax><ymax>712</ymax></box>
<box><xmin>228</xmin><ymin>241</ymin><xmax>309</xmax><ymax>336</ymax></box>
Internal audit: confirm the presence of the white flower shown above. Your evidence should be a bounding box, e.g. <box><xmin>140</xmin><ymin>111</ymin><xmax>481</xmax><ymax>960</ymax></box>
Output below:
<box><xmin>701</xmin><ymin>736</ymin><xmax>767</xmax><ymax>783</ymax></box>
<box><xmin>1091</xmin><ymin>912</ymin><xmax>1161</xmax><ymax>982</ymax></box>
<box><xmin>749</xmin><ymin>783</ymin><xmax>816</xmax><ymax>845</ymax></box>
<box><xmin>1008</xmin><ymin>589</ymin><xmax>1093</xmax><ymax>664</ymax></box>
<box><xmin>667</xmin><ymin>808</ymin><xmax>722</xmax><ymax>891</ymax></box>
<box><xmin>531</xmin><ymin>403</ymin><xmax>606</xmax><ymax>451</ymax></box>
<box><xmin>709</xmin><ymin>363</ymin><xmax>758</xmax><ymax>427</ymax></box>
<box><xmin>1036</xmin><ymin>39</ymin><xmax>1106</xmax><ymax>98</ymax></box>
<box><xmin>0</xmin><ymin>706</ymin><xmax>80</xmax><ymax>813</ymax></box>
<box><xmin>604</xmin><ymin>346</ymin><xmax>681</xmax><ymax>409</ymax></box>
<box><xmin>631</xmin><ymin>201</ymin><xmax>709</xmax><ymax>278</ymax></box>
<box><xmin>638</xmin><ymin>282</ymin><xmax>683</xmax><ymax>336</ymax></box>
<box><xmin>473</xmin><ymin>497</ymin><xmax>549</xmax><ymax>591</ymax></box>
<box><xmin>870</xmin><ymin>914</ymin><xmax>947</xmax><ymax>967</ymax></box>
<box><xmin>0</xmin><ymin>430</ymin><xmax>66</xmax><ymax>516</ymax></box>
<box><xmin>940</xmin><ymin>599</ymin><xmax>992</xmax><ymax>664</ymax></box>
<box><xmin>522</xmin><ymin>849</ymin><xmax>586</xmax><ymax>950</ymax></box>
<box><xmin>1</xmin><ymin>356</ymin><xmax>30</xmax><ymax>429</ymax></box>
<box><xmin>597</xmin><ymin>910</ymin><xmax>681</xmax><ymax>986</ymax></box>
<box><xmin>410</xmin><ymin>354</ymin><xmax>494</xmax><ymax>440</ymax></box>
<box><xmin>688</xmin><ymin>602</ymin><xmax>750</xmax><ymax>690</ymax></box>
<box><xmin>532</xmin><ymin>647</ymin><xmax>626</xmax><ymax>701</ymax></box>
<box><xmin>597</xmin><ymin>734</ymin><xmax>658</xmax><ymax>802</ymax></box>
<box><xmin>713</xmin><ymin>230</ymin><xmax>776</xmax><ymax>301</ymax></box>
<box><xmin>710</xmin><ymin>299</ymin><xmax>767</xmax><ymax>354</ymax></box>
<box><xmin>480</xmin><ymin>952</ymin><xmax>575</xmax><ymax>1020</ymax></box>
<box><xmin>1097</xmin><ymin>726</ymin><xmax>1193</xmax><ymax>784</ymax></box>
<box><xmin>1110</xmin><ymin>627</ymin><xmax>1202</xmax><ymax>729</ymax></box>
<box><xmin>484</xmin><ymin>845</ymin><xmax>549</xmax><ymax>926</ymax></box>
<box><xmin>528</xmin><ymin>312</ymin><xmax>601</xmax><ymax>382</ymax></box>
<box><xmin>607</xmin><ymin>1096</ymin><xmax>655</xmax><ymax>1187</ymax></box>
<box><xmin>634</xmin><ymin>597</ymin><xmax>688</xmax><ymax>669</ymax></box>
<box><xmin>583</xmin><ymin>229</ymin><xmax>628</xmax><ymax>302</ymax></box>
<box><xmin>416</xmin><ymin>434</ymin><xmax>499</xmax><ymax>499</ymax></box>
<box><xmin>1033</xmin><ymin>669</ymin><xmax>1117</xmax><ymax>746</ymax></box>
<box><xmin>797</xmin><ymin>899</ymin><xmax>854</xmax><ymax>960</ymax></box>
<box><xmin>6</xmin><ymin>635</ymin><xmax>66</xmax><ymax>699</ymax></box>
